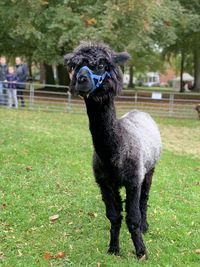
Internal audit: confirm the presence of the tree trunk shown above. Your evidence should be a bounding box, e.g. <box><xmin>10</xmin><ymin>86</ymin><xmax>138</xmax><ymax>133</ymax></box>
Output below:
<box><xmin>128</xmin><ymin>65</ymin><xmax>134</xmax><ymax>88</ymax></box>
<box><xmin>180</xmin><ymin>50</ymin><xmax>185</xmax><ymax>93</ymax></box>
<box><xmin>193</xmin><ymin>44</ymin><xmax>200</xmax><ymax>92</ymax></box>
<box><xmin>44</xmin><ymin>63</ymin><xmax>55</xmax><ymax>86</ymax></box>
<box><xmin>27</xmin><ymin>56</ymin><xmax>32</xmax><ymax>77</ymax></box>
<box><xmin>56</xmin><ymin>64</ymin><xmax>70</xmax><ymax>86</ymax></box>
<box><xmin>40</xmin><ymin>63</ymin><xmax>45</xmax><ymax>84</ymax></box>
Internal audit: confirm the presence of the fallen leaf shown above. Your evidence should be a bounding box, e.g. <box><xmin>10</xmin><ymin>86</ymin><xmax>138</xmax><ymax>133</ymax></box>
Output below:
<box><xmin>86</xmin><ymin>18</ymin><xmax>97</xmax><ymax>26</ymax></box>
<box><xmin>195</xmin><ymin>249</ymin><xmax>200</xmax><ymax>254</ymax></box>
<box><xmin>2</xmin><ymin>203</ymin><xmax>7</xmax><ymax>209</ymax></box>
<box><xmin>49</xmin><ymin>214</ymin><xmax>59</xmax><ymax>223</ymax></box>
<box><xmin>88</xmin><ymin>212</ymin><xmax>98</xmax><ymax>218</ymax></box>
<box><xmin>97</xmin><ymin>262</ymin><xmax>101</xmax><ymax>267</ymax></box>
<box><xmin>43</xmin><ymin>251</ymin><xmax>52</xmax><ymax>260</ymax></box>
<box><xmin>17</xmin><ymin>250</ymin><xmax>22</xmax><ymax>257</ymax></box>
<box><xmin>0</xmin><ymin>252</ymin><xmax>4</xmax><ymax>261</ymax></box>
<box><xmin>26</xmin><ymin>166</ymin><xmax>32</xmax><ymax>171</ymax></box>
<box><xmin>56</xmin><ymin>251</ymin><xmax>65</xmax><ymax>258</ymax></box>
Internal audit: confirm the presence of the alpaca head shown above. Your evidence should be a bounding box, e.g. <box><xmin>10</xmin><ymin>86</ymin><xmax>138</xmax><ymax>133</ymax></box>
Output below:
<box><xmin>64</xmin><ymin>42</ymin><xmax>130</xmax><ymax>99</ymax></box>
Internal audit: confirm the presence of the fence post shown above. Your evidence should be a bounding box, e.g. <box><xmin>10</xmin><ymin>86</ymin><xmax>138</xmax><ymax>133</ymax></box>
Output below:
<box><xmin>134</xmin><ymin>89</ymin><xmax>138</xmax><ymax>108</ymax></box>
<box><xmin>169</xmin><ymin>92</ymin><xmax>174</xmax><ymax>116</ymax></box>
<box><xmin>29</xmin><ymin>82</ymin><xmax>34</xmax><ymax>109</ymax></box>
<box><xmin>66</xmin><ymin>91</ymin><xmax>72</xmax><ymax>112</ymax></box>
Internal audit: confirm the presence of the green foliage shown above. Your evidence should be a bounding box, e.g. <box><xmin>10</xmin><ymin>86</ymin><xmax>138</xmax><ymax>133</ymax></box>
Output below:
<box><xmin>0</xmin><ymin>1</ymin><xmax>170</xmax><ymax>65</ymax></box>
<box><xmin>0</xmin><ymin>0</ymin><xmax>200</xmax><ymax>87</ymax></box>
<box><xmin>0</xmin><ymin>0</ymin><xmax>43</xmax><ymax>56</ymax></box>
<box><xmin>158</xmin><ymin>0</ymin><xmax>200</xmax><ymax>91</ymax></box>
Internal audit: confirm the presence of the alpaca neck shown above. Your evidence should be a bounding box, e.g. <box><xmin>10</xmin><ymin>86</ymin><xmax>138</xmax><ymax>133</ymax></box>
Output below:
<box><xmin>85</xmin><ymin>95</ymin><xmax>120</xmax><ymax>162</ymax></box>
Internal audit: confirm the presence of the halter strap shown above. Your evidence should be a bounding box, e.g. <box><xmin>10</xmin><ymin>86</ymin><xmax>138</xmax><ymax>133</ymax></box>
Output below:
<box><xmin>76</xmin><ymin>66</ymin><xmax>111</xmax><ymax>92</ymax></box>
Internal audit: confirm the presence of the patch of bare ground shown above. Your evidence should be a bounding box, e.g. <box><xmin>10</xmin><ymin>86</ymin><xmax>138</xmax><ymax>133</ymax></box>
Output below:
<box><xmin>160</xmin><ymin>125</ymin><xmax>200</xmax><ymax>157</ymax></box>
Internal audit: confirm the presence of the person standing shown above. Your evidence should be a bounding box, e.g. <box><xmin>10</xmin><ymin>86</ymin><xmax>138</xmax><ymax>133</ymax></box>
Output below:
<box><xmin>15</xmin><ymin>57</ymin><xmax>28</xmax><ymax>107</ymax></box>
<box><xmin>0</xmin><ymin>56</ymin><xmax>8</xmax><ymax>106</ymax></box>
<box><xmin>6</xmin><ymin>66</ymin><xmax>18</xmax><ymax>109</ymax></box>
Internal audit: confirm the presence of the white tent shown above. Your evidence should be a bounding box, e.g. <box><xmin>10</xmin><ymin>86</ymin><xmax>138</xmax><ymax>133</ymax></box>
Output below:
<box><xmin>174</xmin><ymin>73</ymin><xmax>194</xmax><ymax>81</ymax></box>
<box><xmin>173</xmin><ymin>73</ymin><xmax>194</xmax><ymax>91</ymax></box>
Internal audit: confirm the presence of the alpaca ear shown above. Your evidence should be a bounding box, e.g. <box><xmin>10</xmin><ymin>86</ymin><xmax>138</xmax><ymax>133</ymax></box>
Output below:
<box><xmin>113</xmin><ymin>52</ymin><xmax>131</xmax><ymax>65</ymax></box>
<box><xmin>64</xmin><ymin>53</ymin><xmax>74</xmax><ymax>68</ymax></box>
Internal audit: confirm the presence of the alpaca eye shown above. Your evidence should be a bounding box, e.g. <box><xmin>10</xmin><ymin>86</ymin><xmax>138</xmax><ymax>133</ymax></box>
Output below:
<box><xmin>98</xmin><ymin>64</ymin><xmax>104</xmax><ymax>70</ymax></box>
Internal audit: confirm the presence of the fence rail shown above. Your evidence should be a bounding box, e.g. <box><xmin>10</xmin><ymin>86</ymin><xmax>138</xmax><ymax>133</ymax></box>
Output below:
<box><xmin>0</xmin><ymin>82</ymin><xmax>200</xmax><ymax>119</ymax></box>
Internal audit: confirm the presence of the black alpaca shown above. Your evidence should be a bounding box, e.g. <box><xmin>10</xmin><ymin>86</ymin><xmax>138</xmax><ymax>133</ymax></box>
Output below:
<box><xmin>64</xmin><ymin>42</ymin><xmax>162</xmax><ymax>260</ymax></box>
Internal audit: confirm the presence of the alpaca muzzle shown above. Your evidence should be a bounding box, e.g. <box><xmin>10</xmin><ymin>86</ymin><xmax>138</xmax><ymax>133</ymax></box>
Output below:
<box><xmin>76</xmin><ymin>66</ymin><xmax>111</xmax><ymax>94</ymax></box>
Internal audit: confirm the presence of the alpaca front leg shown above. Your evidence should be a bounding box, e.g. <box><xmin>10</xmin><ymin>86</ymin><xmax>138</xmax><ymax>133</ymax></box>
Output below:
<box><xmin>125</xmin><ymin>185</ymin><xmax>147</xmax><ymax>260</ymax></box>
<box><xmin>100</xmin><ymin>184</ymin><xmax>123</xmax><ymax>255</ymax></box>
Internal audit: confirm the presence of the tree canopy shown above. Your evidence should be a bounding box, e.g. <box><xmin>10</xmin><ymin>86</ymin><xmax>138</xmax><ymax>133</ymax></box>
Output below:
<box><xmin>0</xmin><ymin>0</ymin><xmax>200</xmax><ymax>91</ymax></box>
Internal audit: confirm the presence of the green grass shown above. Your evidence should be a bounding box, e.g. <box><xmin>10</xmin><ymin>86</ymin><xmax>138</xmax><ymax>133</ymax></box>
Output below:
<box><xmin>126</xmin><ymin>86</ymin><xmax>173</xmax><ymax>92</ymax></box>
<box><xmin>0</xmin><ymin>109</ymin><xmax>200</xmax><ymax>267</ymax></box>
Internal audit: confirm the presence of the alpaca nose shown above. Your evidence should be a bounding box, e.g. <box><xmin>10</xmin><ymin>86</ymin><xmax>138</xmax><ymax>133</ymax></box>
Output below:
<box><xmin>78</xmin><ymin>75</ymin><xmax>88</xmax><ymax>84</ymax></box>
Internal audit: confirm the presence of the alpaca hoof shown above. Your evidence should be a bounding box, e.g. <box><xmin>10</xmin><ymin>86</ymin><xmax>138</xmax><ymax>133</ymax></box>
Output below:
<box><xmin>107</xmin><ymin>247</ymin><xmax>120</xmax><ymax>256</ymax></box>
<box><xmin>138</xmin><ymin>254</ymin><xmax>147</xmax><ymax>261</ymax></box>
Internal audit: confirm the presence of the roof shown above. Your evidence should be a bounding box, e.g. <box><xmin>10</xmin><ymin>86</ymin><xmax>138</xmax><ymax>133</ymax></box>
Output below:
<box><xmin>174</xmin><ymin>73</ymin><xmax>194</xmax><ymax>81</ymax></box>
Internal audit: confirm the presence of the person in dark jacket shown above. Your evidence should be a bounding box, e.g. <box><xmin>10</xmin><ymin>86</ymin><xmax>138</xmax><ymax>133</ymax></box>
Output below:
<box><xmin>6</xmin><ymin>66</ymin><xmax>18</xmax><ymax>109</ymax></box>
<box><xmin>0</xmin><ymin>56</ymin><xmax>8</xmax><ymax>105</ymax></box>
<box><xmin>15</xmin><ymin>57</ymin><xmax>28</xmax><ymax>107</ymax></box>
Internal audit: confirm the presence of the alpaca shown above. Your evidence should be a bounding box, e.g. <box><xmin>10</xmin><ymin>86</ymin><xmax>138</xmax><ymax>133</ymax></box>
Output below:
<box><xmin>64</xmin><ymin>42</ymin><xmax>162</xmax><ymax>260</ymax></box>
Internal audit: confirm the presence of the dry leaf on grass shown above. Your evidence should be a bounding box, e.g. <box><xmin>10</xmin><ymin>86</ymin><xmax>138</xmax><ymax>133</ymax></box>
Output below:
<box><xmin>2</xmin><ymin>203</ymin><xmax>7</xmax><ymax>209</ymax></box>
<box><xmin>0</xmin><ymin>252</ymin><xmax>4</xmax><ymax>261</ymax></box>
<box><xmin>56</xmin><ymin>251</ymin><xmax>65</xmax><ymax>258</ymax></box>
<box><xmin>195</xmin><ymin>249</ymin><xmax>200</xmax><ymax>254</ymax></box>
<box><xmin>17</xmin><ymin>250</ymin><xmax>23</xmax><ymax>257</ymax></box>
<box><xmin>88</xmin><ymin>212</ymin><xmax>98</xmax><ymax>218</ymax></box>
<box><xmin>49</xmin><ymin>214</ymin><xmax>59</xmax><ymax>223</ymax></box>
<box><xmin>26</xmin><ymin>166</ymin><xmax>32</xmax><ymax>171</ymax></box>
<box><xmin>43</xmin><ymin>251</ymin><xmax>65</xmax><ymax>260</ymax></box>
<box><xmin>43</xmin><ymin>251</ymin><xmax>52</xmax><ymax>260</ymax></box>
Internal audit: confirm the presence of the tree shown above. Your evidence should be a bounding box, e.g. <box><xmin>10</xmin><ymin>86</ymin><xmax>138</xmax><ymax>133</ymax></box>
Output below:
<box><xmin>94</xmin><ymin>0</ymin><xmax>170</xmax><ymax>86</ymax></box>
<box><xmin>31</xmin><ymin>0</ymin><xmax>107</xmax><ymax>86</ymax></box>
<box><xmin>1</xmin><ymin>0</ymin><xmax>199</xmax><ymax>92</ymax></box>
<box><xmin>154</xmin><ymin>0</ymin><xmax>200</xmax><ymax>92</ymax></box>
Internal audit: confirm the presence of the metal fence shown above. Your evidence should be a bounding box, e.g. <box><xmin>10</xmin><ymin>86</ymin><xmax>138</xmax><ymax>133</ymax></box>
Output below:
<box><xmin>1</xmin><ymin>82</ymin><xmax>200</xmax><ymax>119</ymax></box>
<box><xmin>116</xmin><ymin>91</ymin><xmax>200</xmax><ymax>119</ymax></box>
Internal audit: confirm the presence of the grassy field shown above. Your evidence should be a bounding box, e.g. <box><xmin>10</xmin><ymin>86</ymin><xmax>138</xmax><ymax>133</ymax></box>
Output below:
<box><xmin>0</xmin><ymin>109</ymin><xmax>200</xmax><ymax>267</ymax></box>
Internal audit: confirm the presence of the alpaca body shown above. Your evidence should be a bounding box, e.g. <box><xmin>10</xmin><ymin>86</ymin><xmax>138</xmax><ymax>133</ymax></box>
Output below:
<box><xmin>86</xmin><ymin>96</ymin><xmax>161</xmax><ymax>188</ymax></box>
<box><xmin>119</xmin><ymin>110</ymin><xmax>161</xmax><ymax>180</ymax></box>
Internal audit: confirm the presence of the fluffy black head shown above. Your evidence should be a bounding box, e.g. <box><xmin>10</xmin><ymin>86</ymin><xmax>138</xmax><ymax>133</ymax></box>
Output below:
<box><xmin>64</xmin><ymin>42</ymin><xmax>130</xmax><ymax>100</ymax></box>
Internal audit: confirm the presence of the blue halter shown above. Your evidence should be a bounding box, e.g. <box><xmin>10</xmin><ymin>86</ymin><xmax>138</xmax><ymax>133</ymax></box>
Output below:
<box><xmin>76</xmin><ymin>66</ymin><xmax>111</xmax><ymax>92</ymax></box>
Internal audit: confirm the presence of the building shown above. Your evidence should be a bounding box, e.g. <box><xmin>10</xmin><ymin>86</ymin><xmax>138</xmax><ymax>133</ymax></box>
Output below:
<box><xmin>160</xmin><ymin>69</ymin><xmax>176</xmax><ymax>86</ymax></box>
<box><xmin>143</xmin><ymin>72</ymin><xmax>160</xmax><ymax>87</ymax></box>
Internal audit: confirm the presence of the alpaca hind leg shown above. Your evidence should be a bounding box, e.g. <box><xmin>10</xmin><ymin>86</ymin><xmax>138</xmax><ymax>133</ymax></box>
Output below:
<box><xmin>125</xmin><ymin>185</ymin><xmax>147</xmax><ymax>260</ymax></box>
<box><xmin>100</xmin><ymin>183</ymin><xmax>123</xmax><ymax>255</ymax></box>
<box><xmin>140</xmin><ymin>168</ymin><xmax>154</xmax><ymax>233</ymax></box>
